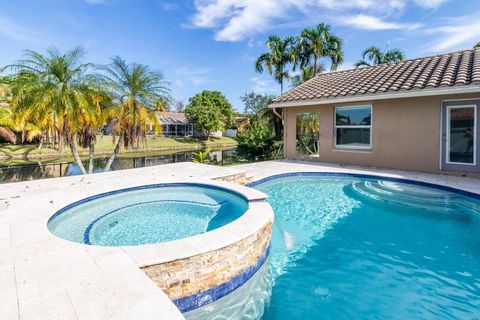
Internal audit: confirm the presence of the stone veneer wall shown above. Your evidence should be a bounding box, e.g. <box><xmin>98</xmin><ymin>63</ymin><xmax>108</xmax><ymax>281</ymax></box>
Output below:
<box><xmin>141</xmin><ymin>220</ymin><xmax>272</xmax><ymax>301</ymax></box>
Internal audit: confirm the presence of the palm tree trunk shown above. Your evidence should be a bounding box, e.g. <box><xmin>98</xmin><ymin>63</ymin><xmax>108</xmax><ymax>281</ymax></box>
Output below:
<box><xmin>58</xmin><ymin>131</ymin><xmax>65</xmax><ymax>154</ymax></box>
<box><xmin>67</xmin><ymin>132</ymin><xmax>87</xmax><ymax>175</ymax></box>
<box><xmin>313</xmin><ymin>57</ymin><xmax>318</xmax><ymax>77</ymax></box>
<box><xmin>64</xmin><ymin>119</ymin><xmax>87</xmax><ymax>175</ymax></box>
<box><xmin>104</xmin><ymin>134</ymin><xmax>123</xmax><ymax>171</ymax></box>
<box><xmin>280</xmin><ymin>79</ymin><xmax>283</xmax><ymax>94</ymax></box>
<box><xmin>88</xmin><ymin>142</ymin><xmax>95</xmax><ymax>174</ymax></box>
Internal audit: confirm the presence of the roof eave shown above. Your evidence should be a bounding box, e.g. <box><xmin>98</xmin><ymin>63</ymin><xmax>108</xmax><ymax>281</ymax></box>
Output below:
<box><xmin>269</xmin><ymin>85</ymin><xmax>480</xmax><ymax>108</ymax></box>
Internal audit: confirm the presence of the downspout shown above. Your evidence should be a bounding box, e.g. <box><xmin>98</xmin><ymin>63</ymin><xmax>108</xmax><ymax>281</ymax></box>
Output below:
<box><xmin>272</xmin><ymin>107</ymin><xmax>283</xmax><ymax>125</ymax></box>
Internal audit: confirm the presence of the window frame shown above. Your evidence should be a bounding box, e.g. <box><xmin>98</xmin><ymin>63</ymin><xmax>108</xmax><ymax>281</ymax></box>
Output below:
<box><xmin>334</xmin><ymin>105</ymin><xmax>372</xmax><ymax>150</ymax></box>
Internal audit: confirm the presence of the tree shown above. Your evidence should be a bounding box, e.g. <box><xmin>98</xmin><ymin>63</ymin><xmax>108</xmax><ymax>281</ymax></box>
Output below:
<box><xmin>185</xmin><ymin>90</ymin><xmax>235</xmax><ymax>137</ymax></box>
<box><xmin>240</xmin><ymin>92</ymin><xmax>275</xmax><ymax>114</ymax></box>
<box><xmin>475</xmin><ymin>42</ymin><xmax>480</xmax><ymax>49</ymax></box>
<box><xmin>174</xmin><ymin>100</ymin><xmax>186</xmax><ymax>112</ymax></box>
<box><xmin>255</xmin><ymin>35</ymin><xmax>298</xmax><ymax>94</ymax></box>
<box><xmin>154</xmin><ymin>96</ymin><xmax>171</xmax><ymax>112</ymax></box>
<box><xmin>192</xmin><ymin>148</ymin><xmax>210</xmax><ymax>164</ymax></box>
<box><xmin>0</xmin><ymin>83</ymin><xmax>16</xmax><ymax>143</ymax></box>
<box><xmin>298</xmin><ymin>23</ymin><xmax>344</xmax><ymax>74</ymax></box>
<box><xmin>98</xmin><ymin>56</ymin><xmax>170</xmax><ymax>171</ymax></box>
<box><xmin>240</xmin><ymin>91</ymin><xmax>283</xmax><ymax>140</ymax></box>
<box><xmin>236</xmin><ymin>115</ymin><xmax>281</xmax><ymax>160</ymax></box>
<box><xmin>291</xmin><ymin>64</ymin><xmax>325</xmax><ymax>87</ymax></box>
<box><xmin>2</xmin><ymin>47</ymin><xmax>100</xmax><ymax>174</ymax></box>
<box><xmin>355</xmin><ymin>46</ymin><xmax>405</xmax><ymax>67</ymax></box>
<box><xmin>0</xmin><ymin>106</ymin><xmax>16</xmax><ymax>143</ymax></box>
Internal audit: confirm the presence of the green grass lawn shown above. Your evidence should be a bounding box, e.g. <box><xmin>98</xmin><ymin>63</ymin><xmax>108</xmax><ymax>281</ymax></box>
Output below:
<box><xmin>0</xmin><ymin>135</ymin><xmax>237</xmax><ymax>165</ymax></box>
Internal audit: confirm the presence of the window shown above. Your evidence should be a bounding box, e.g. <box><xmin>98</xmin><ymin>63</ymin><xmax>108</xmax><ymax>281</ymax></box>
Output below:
<box><xmin>334</xmin><ymin>106</ymin><xmax>372</xmax><ymax>149</ymax></box>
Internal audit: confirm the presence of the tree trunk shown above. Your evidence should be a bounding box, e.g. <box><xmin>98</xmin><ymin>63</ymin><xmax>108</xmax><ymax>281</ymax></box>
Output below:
<box><xmin>58</xmin><ymin>131</ymin><xmax>65</xmax><ymax>154</ymax></box>
<box><xmin>67</xmin><ymin>133</ymin><xmax>87</xmax><ymax>175</ymax></box>
<box><xmin>88</xmin><ymin>142</ymin><xmax>95</xmax><ymax>174</ymax></box>
<box><xmin>104</xmin><ymin>134</ymin><xmax>123</xmax><ymax>171</ymax></box>
<box><xmin>313</xmin><ymin>57</ymin><xmax>318</xmax><ymax>77</ymax></box>
<box><xmin>64</xmin><ymin>120</ymin><xmax>87</xmax><ymax>175</ymax></box>
<box><xmin>280</xmin><ymin>79</ymin><xmax>283</xmax><ymax>94</ymax></box>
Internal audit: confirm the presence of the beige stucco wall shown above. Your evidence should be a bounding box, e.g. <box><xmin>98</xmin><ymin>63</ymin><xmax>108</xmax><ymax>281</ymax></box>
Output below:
<box><xmin>283</xmin><ymin>93</ymin><xmax>480</xmax><ymax>173</ymax></box>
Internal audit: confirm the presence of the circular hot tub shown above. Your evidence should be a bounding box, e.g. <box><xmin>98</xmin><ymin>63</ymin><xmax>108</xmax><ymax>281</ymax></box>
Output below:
<box><xmin>47</xmin><ymin>183</ymin><xmax>249</xmax><ymax>246</ymax></box>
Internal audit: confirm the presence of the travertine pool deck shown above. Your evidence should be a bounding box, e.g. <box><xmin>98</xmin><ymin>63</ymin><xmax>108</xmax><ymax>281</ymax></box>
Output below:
<box><xmin>2</xmin><ymin>160</ymin><xmax>480</xmax><ymax>319</ymax></box>
<box><xmin>1</xmin><ymin>163</ymin><xmax>247</xmax><ymax>320</ymax></box>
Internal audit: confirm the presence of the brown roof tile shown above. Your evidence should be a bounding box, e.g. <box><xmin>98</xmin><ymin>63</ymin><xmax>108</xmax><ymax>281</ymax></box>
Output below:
<box><xmin>273</xmin><ymin>48</ymin><xmax>480</xmax><ymax>104</ymax></box>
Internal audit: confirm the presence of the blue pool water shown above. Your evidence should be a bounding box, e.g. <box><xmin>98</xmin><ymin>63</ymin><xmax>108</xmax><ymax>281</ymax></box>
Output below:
<box><xmin>251</xmin><ymin>175</ymin><xmax>480</xmax><ymax>320</ymax></box>
<box><xmin>47</xmin><ymin>184</ymin><xmax>248</xmax><ymax>246</ymax></box>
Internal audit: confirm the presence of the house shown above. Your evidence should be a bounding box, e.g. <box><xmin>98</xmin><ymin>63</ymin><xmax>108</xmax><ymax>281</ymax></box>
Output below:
<box><xmin>223</xmin><ymin>116</ymin><xmax>250</xmax><ymax>137</ymax></box>
<box><xmin>270</xmin><ymin>48</ymin><xmax>480</xmax><ymax>174</ymax></box>
<box><xmin>151</xmin><ymin>112</ymin><xmax>194</xmax><ymax>137</ymax></box>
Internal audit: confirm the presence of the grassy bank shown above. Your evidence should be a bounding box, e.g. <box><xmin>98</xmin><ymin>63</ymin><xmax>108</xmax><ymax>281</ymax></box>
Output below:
<box><xmin>0</xmin><ymin>136</ymin><xmax>237</xmax><ymax>166</ymax></box>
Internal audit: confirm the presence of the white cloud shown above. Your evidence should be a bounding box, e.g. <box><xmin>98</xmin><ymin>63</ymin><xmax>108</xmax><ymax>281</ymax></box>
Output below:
<box><xmin>314</xmin><ymin>0</ymin><xmax>406</xmax><ymax>12</ymax></box>
<box><xmin>0</xmin><ymin>17</ymin><xmax>41</xmax><ymax>44</ymax></box>
<box><xmin>427</xmin><ymin>18</ymin><xmax>480</xmax><ymax>52</ymax></box>
<box><xmin>174</xmin><ymin>67</ymin><xmax>216</xmax><ymax>86</ymax></box>
<box><xmin>414</xmin><ymin>0</ymin><xmax>448</xmax><ymax>8</ymax></box>
<box><xmin>250</xmin><ymin>76</ymin><xmax>278</xmax><ymax>94</ymax></box>
<box><xmin>159</xmin><ymin>2</ymin><xmax>180</xmax><ymax>12</ymax></box>
<box><xmin>339</xmin><ymin>14</ymin><xmax>422</xmax><ymax>31</ymax></box>
<box><xmin>189</xmin><ymin>0</ymin><xmax>410</xmax><ymax>41</ymax></box>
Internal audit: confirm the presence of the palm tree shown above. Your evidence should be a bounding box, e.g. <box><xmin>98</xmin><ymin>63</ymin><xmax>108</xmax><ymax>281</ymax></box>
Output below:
<box><xmin>3</xmin><ymin>47</ymin><xmax>100</xmax><ymax>174</ymax></box>
<box><xmin>299</xmin><ymin>23</ymin><xmax>344</xmax><ymax>75</ymax></box>
<box><xmin>355</xmin><ymin>46</ymin><xmax>405</xmax><ymax>67</ymax></box>
<box><xmin>291</xmin><ymin>64</ymin><xmax>325</xmax><ymax>87</ymax></box>
<box><xmin>474</xmin><ymin>42</ymin><xmax>480</xmax><ymax>49</ymax></box>
<box><xmin>77</xmin><ymin>87</ymin><xmax>113</xmax><ymax>173</ymax></box>
<box><xmin>255</xmin><ymin>35</ymin><xmax>298</xmax><ymax>94</ymax></box>
<box><xmin>0</xmin><ymin>83</ymin><xmax>16</xmax><ymax>143</ymax></box>
<box><xmin>0</xmin><ymin>106</ymin><xmax>16</xmax><ymax>143</ymax></box>
<box><xmin>98</xmin><ymin>56</ymin><xmax>170</xmax><ymax>171</ymax></box>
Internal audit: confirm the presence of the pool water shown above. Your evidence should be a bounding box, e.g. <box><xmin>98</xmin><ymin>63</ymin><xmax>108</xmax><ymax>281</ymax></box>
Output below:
<box><xmin>47</xmin><ymin>184</ymin><xmax>248</xmax><ymax>246</ymax></box>
<box><xmin>251</xmin><ymin>175</ymin><xmax>480</xmax><ymax>320</ymax></box>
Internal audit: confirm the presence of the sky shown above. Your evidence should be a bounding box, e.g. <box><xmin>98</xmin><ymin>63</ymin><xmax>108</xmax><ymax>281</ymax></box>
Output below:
<box><xmin>0</xmin><ymin>0</ymin><xmax>479</xmax><ymax>111</ymax></box>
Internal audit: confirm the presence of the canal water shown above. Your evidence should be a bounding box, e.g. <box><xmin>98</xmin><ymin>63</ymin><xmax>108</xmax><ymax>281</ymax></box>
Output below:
<box><xmin>0</xmin><ymin>148</ymin><xmax>238</xmax><ymax>184</ymax></box>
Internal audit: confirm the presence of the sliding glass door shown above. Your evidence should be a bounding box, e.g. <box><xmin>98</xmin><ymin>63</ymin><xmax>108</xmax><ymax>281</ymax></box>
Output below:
<box><xmin>442</xmin><ymin>102</ymin><xmax>479</xmax><ymax>173</ymax></box>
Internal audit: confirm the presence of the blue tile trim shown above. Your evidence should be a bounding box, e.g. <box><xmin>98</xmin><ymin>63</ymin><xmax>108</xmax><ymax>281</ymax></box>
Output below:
<box><xmin>174</xmin><ymin>244</ymin><xmax>270</xmax><ymax>313</ymax></box>
<box><xmin>83</xmin><ymin>199</ymin><xmax>224</xmax><ymax>245</ymax></box>
<box><xmin>247</xmin><ymin>172</ymin><xmax>480</xmax><ymax>200</ymax></box>
<box><xmin>48</xmin><ymin>183</ymin><xmax>248</xmax><ymax>223</ymax></box>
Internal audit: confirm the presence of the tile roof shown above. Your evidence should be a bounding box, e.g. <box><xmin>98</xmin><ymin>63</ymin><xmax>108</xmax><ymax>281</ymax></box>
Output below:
<box><xmin>273</xmin><ymin>48</ymin><xmax>480</xmax><ymax>105</ymax></box>
<box><xmin>155</xmin><ymin>112</ymin><xmax>189</xmax><ymax>125</ymax></box>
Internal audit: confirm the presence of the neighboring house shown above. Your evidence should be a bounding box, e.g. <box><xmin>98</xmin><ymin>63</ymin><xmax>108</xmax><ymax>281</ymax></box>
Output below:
<box><xmin>223</xmin><ymin>116</ymin><xmax>250</xmax><ymax>138</ymax></box>
<box><xmin>270</xmin><ymin>48</ymin><xmax>480</xmax><ymax>174</ymax></box>
<box><xmin>151</xmin><ymin>112</ymin><xmax>194</xmax><ymax>137</ymax></box>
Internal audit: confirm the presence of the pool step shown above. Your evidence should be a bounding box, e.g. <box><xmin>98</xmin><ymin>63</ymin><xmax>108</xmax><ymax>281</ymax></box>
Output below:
<box><xmin>346</xmin><ymin>180</ymin><xmax>480</xmax><ymax>215</ymax></box>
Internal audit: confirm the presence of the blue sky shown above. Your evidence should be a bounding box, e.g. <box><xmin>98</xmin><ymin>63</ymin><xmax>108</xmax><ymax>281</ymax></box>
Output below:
<box><xmin>0</xmin><ymin>0</ymin><xmax>479</xmax><ymax>110</ymax></box>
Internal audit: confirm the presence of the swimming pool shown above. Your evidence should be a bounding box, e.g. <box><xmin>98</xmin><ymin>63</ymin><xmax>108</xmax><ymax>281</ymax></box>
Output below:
<box><xmin>47</xmin><ymin>183</ymin><xmax>249</xmax><ymax>246</ymax></box>
<box><xmin>188</xmin><ymin>173</ymin><xmax>480</xmax><ymax>319</ymax></box>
